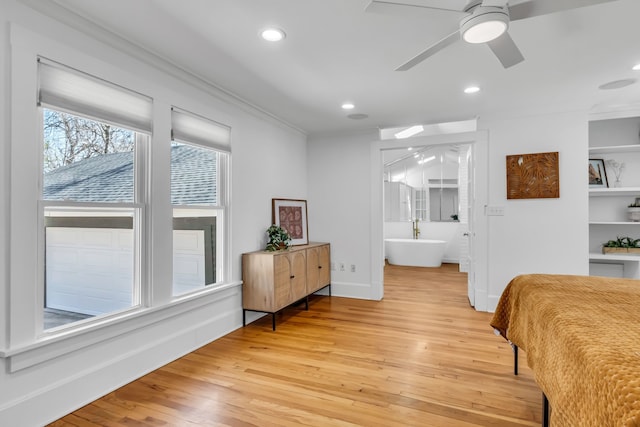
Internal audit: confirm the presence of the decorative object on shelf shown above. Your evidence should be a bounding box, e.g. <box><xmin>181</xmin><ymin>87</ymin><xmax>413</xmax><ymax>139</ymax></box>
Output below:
<box><xmin>588</xmin><ymin>158</ymin><xmax>609</xmax><ymax>188</ymax></box>
<box><xmin>272</xmin><ymin>198</ymin><xmax>309</xmax><ymax>245</ymax></box>
<box><xmin>506</xmin><ymin>151</ymin><xmax>559</xmax><ymax>199</ymax></box>
<box><xmin>602</xmin><ymin>236</ymin><xmax>640</xmax><ymax>254</ymax></box>
<box><xmin>265</xmin><ymin>225</ymin><xmax>291</xmax><ymax>251</ymax></box>
<box><xmin>605</xmin><ymin>159</ymin><xmax>625</xmax><ymax>188</ymax></box>
<box><xmin>629</xmin><ymin>198</ymin><xmax>640</xmax><ymax>222</ymax></box>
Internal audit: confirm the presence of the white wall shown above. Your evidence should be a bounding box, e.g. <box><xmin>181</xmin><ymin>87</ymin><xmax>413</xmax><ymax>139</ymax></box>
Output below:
<box><xmin>307</xmin><ymin>113</ymin><xmax>590</xmax><ymax>312</ymax></box>
<box><xmin>0</xmin><ymin>1</ymin><xmax>307</xmax><ymax>425</ymax></box>
<box><xmin>307</xmin><ymin>130</ymin><xmax>378</xmax><ymax>298</ymax></box>
<box><xmin>480</xmin><ymin>111</ymin><xmax>590</xmax><ymax>310</ymax></box>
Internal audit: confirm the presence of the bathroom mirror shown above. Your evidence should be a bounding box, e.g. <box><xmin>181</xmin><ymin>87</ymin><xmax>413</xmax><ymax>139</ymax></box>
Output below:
<box><xmin>383</xmin><ymin>144</ymin><xmax>467</xmax><ymax>222</ymax></box>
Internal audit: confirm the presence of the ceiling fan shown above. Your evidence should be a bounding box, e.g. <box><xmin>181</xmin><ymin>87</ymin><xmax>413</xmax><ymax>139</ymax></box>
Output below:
<box><xmin>366</xmin><ymin>0</ymin><xmax>618</xmax><ymax>70</ymax></box>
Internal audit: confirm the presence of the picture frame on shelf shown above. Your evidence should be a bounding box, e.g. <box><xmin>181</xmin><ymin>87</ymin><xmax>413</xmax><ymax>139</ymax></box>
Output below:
<box><xmin>588</xmin><ymin>159</ymin><xmax>609</xmax><ymax>188</ymax></box>
<box><xmin>272</xmin><ymin>198</ymin><xmax>308</xmax><ymax>246</ymax></box>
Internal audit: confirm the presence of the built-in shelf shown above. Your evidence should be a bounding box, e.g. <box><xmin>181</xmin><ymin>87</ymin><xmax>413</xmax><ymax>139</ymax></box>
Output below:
<box><xmin>589</xmin><ymin>252</ymin><xmax>640</xmax><ymax>262</ymax></box>
<box><xmin>589</xmin><ymin>187</ymin><xmax>640</xmax><ymax>196</ymax></box>
<box><xmin>589</xmin><ymin>144</ymin><xmax>640</xmax><ymax>154</ymax></box>
<box><xmin>588</xmin><ymin>117</ymin><xmax>640</xmax><ymax>279</ymax></box>
<box><xmin>589</xmin><ymin>221</ymin><xmax>640</xmax><ymax>225</ymax></box>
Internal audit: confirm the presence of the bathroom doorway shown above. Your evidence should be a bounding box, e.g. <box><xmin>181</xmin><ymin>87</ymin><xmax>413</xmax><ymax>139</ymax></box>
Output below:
<box><xmin>382</xmin><ymin>142</ymin><xmax>471</xmax><ymax>271</ymax></box>
<box><xmin>369</xmin><ymin>130</ymin><xmax>489</xmax><ymax>310</ymax></box>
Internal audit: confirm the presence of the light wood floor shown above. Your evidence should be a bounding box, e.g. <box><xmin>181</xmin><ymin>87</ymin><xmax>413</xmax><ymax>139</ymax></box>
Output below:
<box><xmin>51</xmin><ymin>264</ymin><xmax>541</xmax><ymax>426</ymax></box>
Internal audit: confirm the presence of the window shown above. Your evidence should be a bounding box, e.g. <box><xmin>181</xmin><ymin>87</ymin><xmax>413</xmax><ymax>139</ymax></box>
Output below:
<box><xmin>38</xmin><ymin>58</ymin><xmax>151</xmax><ymax>330</ymax></box>
<box><xmin>6</xmin><ymin>33</ymin><xmax>235</xmax><ymax>369</ymax></box>
<box><xmin>170</xmin><ymin>108</ymin><xmax>230</xmax><ymax>297</ymax></box>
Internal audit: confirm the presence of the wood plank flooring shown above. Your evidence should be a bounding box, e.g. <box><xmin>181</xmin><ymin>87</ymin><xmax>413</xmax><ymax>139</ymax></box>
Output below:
<box><xmin>50</xmin><ymin>263</ymin><xmax>541</xmax><ymax>426</ymax></box>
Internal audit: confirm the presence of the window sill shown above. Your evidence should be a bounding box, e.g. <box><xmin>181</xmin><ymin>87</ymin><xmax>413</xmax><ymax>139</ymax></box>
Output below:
<box><xmin>0</xmin><ymin>281</ymin><xmax>242</xmax><ymax>372</ymax></box>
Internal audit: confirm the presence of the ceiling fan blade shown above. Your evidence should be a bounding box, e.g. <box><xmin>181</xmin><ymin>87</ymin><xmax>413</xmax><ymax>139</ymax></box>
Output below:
<box><xmin>508</xmin><ymin>0</ymin><xmax>619</xmax><ymax>21</ymax></box>
<box><xmin>365</xmin><ymin>0</ymin><xmax>467</xmax><ymax>14</ymax></box>
<box><xmin>486</xmin><ymin>32</ymin><xmax>524</xmax><ymax>68</ymax></box>
<box><xmin>396</xmin><ymin>30</ymin><xmax>460</xmax><ymax>71</ymax></box>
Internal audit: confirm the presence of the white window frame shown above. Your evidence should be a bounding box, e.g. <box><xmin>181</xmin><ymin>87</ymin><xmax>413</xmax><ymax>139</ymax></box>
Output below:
<box><xmin>3</xmin><ymin>24</ymin><xmax>234</xmax><ymax>372</ymax></box>
<box><xmin>37</xmin><ymin>124</ymin><xmax>149</xmax><ymax>334</ymax></box>
<box><xmin>36</xmin><ymin>56</ymin><xmax>154</xmax><ymax>333</ymax></box>
<box><xmin>170</xmin><ymin>105</ymin><xmax>232</xmax><ymax>297</ymax></box>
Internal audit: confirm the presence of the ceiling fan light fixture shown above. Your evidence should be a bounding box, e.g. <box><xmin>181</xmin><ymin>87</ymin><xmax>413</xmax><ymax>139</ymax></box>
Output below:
<box><xmin>461</xmin><ymin>10</ymin><xmax>509</xmax><ymax>44</ymax></box>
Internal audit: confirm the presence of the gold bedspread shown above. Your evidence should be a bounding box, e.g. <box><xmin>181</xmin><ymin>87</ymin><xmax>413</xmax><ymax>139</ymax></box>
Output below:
<box><xmin>490</xmin><ymin>274</ymin><xmax>640</xmax><ymax>426</ymax></box>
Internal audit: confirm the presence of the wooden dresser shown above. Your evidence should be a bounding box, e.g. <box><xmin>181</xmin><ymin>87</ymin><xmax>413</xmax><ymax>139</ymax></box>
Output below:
<box><xmin>242</xmin><ymin>242</ymin><xmax>331</xmax><ymax>330</ymax></box>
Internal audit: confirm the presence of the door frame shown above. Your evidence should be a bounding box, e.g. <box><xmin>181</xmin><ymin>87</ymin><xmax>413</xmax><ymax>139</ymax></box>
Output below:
<box><xmin>369</xmin><ymin>130</ymin><xmax>489</xmax><ymax>310</ymax></box>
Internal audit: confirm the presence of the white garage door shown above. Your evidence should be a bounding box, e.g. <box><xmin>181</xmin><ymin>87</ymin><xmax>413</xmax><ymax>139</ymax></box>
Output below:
<box><xmin>46</xmin><ymin>228</ymin><xmax>205</xmax><ymax>315</ymax></box>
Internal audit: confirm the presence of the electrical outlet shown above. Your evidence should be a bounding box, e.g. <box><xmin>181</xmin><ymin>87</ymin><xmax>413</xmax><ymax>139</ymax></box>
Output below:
<box><xmin>339</xmin><ymin>263</ymin><xmax>345</xmax><ymax>271</ymax></box>
<box><xmin>350</xmin><ymin>264</ymin><xmax>356</xmax><ymax>273</ymax></box>
<box><xmin>330</xmin><ymin>262</ymin><xmax>336</xmax><ymax>271</ymax></box>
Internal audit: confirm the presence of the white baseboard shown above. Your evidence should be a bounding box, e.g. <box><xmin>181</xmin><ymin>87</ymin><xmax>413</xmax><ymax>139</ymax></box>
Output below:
<box><xmin>330</xmin><ymin>281</ymin><xmax>381</xmax><ymax>300</ymax></box>
<box><xmin>487</xmin><ymin>294</ymin><xmax>500</xmax><ymax>313</ymax></box>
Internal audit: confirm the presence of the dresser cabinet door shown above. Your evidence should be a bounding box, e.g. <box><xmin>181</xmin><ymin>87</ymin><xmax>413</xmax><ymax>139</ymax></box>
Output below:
<box><xmin>317</xmin><ymin>244</ymin><xmax>331</xmax><ymax>288</ymax></box>
<box><xmin>288</xmin><ymin>251</ymin><xmax>307</xmax><ymax>302</ymax></box>
<box><xmin>306</xmin><ymin>244</ymin><xmax>331</xmax><ymax>293</ymax></box>
<box><xmin>273</xmin><ymin>251</ymin><xmax>307</xmax><ymax>309</ymax></box>
<box><xmin>273</xmin><ymin>254</ymin><xmax>291</xmax><ymax>310</ymax></box>
<box><xmin>306</xmin><ymin>247</ymin><xmax>320</xmax><ymax>293</ymax></box>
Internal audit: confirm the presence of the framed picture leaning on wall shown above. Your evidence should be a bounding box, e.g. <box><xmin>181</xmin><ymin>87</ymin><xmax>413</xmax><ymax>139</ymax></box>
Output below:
<box><xmin>272</xmin><ymin>198</ymin><xmax>308</xmax><ymax>245</ymax></box>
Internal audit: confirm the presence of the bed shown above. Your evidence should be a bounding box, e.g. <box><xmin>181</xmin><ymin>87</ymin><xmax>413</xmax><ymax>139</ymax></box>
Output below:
<box><xmin>490</xmin><ymin>274</ymin><xmax>640</xmax><ymax>426</ymax></box>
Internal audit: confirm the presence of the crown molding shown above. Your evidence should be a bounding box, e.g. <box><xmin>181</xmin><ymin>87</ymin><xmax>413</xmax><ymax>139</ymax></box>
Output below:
<box><xmin>17</xmin><ymin>0</ymin><xmax>307</xmax><ymax>136</ymax></box>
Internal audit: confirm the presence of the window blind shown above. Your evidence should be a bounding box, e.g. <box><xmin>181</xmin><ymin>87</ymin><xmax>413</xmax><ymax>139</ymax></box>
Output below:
<box><xmin>171</xmin><ymin>107</ymin><xmax>231</xmax><ymax>153</ymax></box>
<box><xmin>38</xmin><ymin>57</ymin><xmax>153</xmax><ymax>133</ymax></box>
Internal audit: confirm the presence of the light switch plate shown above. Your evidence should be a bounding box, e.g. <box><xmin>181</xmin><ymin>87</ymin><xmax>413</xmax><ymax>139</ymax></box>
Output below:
<box><xmin>486</xmin><ymin>206</ymin><xmax>505</xmax><ymax>216</ymax></box>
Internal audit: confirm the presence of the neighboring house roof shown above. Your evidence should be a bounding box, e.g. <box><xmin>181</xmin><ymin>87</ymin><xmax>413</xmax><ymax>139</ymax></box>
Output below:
<box><xmin>43</xmin><ymin>145</ymin><xmax>217</xmax><ymax>205</ymax></box>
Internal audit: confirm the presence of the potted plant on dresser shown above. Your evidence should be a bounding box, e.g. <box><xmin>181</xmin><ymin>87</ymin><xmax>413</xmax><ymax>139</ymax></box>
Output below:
<box><xmin>265</xmin><ymin>225</ymin><xmax>291</xmax><ymax>251</ymax></box>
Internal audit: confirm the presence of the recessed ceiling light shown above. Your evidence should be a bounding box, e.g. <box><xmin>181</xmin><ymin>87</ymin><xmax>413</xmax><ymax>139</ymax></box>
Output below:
<box><xmin>633</xmin><ymin>63</ymin><xmax>640</xmax><ymax>71</ymax></box>
<box><xmin>464</xmin><ymin>86</ymin><xmax>480</xmax><ymax>94</ymax></box>
<box><xmin>347</xmin><ymin>113</ymin><xmax>368</xmax><ymax>120</ymax></box>
<box><xmin>599</xmin><ymin>79</ymin><xmax>637</xmax><ymax>90</ymax></box>
<box><xmin>261</xmin><ymin>28</ymin><xmax>286</xmax><ymax>42</ymax></box>
<box><xmin>342</xmin><ymin>103</ymin><xmax>355</xmax><ymax>110</ymax></box>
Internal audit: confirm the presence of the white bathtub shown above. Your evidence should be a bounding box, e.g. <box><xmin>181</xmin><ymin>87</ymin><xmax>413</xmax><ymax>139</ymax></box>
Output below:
<box><xmin>385</xmin><ymin>238</ymin><xmax>447</xmax><ymax>267</ymax></box>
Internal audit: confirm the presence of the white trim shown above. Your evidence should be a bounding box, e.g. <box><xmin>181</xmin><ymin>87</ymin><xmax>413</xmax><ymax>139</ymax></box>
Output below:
<box><xmin>1</xmin><ymin>282</ymin><xmax>241</xmax><ymax>370</ymax></box>
<box><xmin>329</xmin><ymin>281</ymin><xmax>382</xmax><ymax>300</ymax></box>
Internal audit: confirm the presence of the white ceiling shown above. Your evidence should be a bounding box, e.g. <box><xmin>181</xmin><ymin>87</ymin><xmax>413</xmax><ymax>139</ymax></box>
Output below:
<box><xmin>47</xmin><ymin>0</ymin><xmax>640</xmax><ymax>135</ymax></box>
